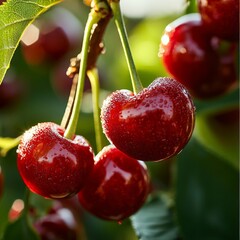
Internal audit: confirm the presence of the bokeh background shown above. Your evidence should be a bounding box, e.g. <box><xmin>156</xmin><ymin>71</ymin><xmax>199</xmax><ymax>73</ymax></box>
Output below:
<box><xmin>0</xmin><ymin>0</ymin><xmax>239</xmax><ymax>239</ymax></box>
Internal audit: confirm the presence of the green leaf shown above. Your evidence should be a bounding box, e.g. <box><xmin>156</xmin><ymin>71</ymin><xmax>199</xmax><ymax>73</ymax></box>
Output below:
<box><xmin>176</xmin><ymin>138</ymin><xmax>239</xmax><ymax>240</ymax></box>
<box><xmin>130</xmin><ymin>193</ymin><xmax>179</xmax><ymax>240</ymax></box>
<box><xmin>193</xmin><ymin>105</ymin><xmax>239</xmax><ymax>169</ymax></box>
<box><xmin>192</xmin><ymin>87</ymin><xmax>239</xmax><ymax>169</ymax></box>
<box><xmin>1</xmin><ymin>215</ymin><xmax>40</xmax><ymax>240</ymax></box>
<box><xmin>193</xmin><ymin>87</ymin><xmax>239</xmax><ymax>115</ymax></box>
<box><xmin>0</xmin><ymin>136</ymin><xmax>21</xmax><ymax>157</ymax></box>
<box><xmin>0</xmin><ymin>0</ymin><xmax>62</xmax><ymax>84</ymax></box>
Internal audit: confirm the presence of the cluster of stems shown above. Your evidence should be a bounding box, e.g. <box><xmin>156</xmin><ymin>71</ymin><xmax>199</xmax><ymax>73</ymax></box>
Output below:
<box><xmin>62</xmin><ymin>0</ymin><xmax>143</xmax><ymax>151</ymax></box>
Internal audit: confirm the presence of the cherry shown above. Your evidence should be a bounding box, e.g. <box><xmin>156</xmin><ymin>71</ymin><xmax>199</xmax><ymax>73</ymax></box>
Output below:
<box><xmin>21</xmin><ymin>24</ymin><xmax>71</xmax><ymax>65</ymax></box>
<box><xmin>34</xmin><ymin>206</ymin><xmax>82</xmax><ymax>240</ymax></box>
<box><xmin>159</xmin><ymin>13</ymin><xmax>237</xmax><ymax>99</ymax></box>
<box><xmin>0</xmin><ymin>72</ymin><xmax>25</xmax><ymax>109</ymax></box>
<box><xmin>78</xmin><ymin>145</ymin><xmax>150</xmax><ymax>221</ymax></box>
<box><xmin>100</xmin><ymin>77</ymin><xmax>195</xmax><ymax>161</ymax></box>
<box><xmin>50</xmin><ymin>59</ymin><xmax>91</xmax><ymax>98</ymax></box>
<box><xmin>8</xmin><ymin>199</ymin><xmax>25</xmax><ymax>221</ymax></box>
<box><xmin>50</xmin><ymin>60</ymin><xmax>74</xmax><ymax>98</ymax></box>
<box><xmin>17</xmin><ymin>122</ymin><xmax>94</xmax><ymax>199</ymax></box>
<box><xmin>21</xmin><ymin>8</ymin><xmax>82</xmax><ymax>66</ymax></box>
<box><xmin>197</xmin><ymin>0</ymin><xmax>239</xmax><ymax>41</ymax></box>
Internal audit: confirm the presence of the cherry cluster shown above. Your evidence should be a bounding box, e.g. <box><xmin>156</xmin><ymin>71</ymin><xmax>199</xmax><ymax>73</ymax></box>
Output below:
<box><xmin>1</xmin><ymin>0</ymin><xmax>197</xmax><ymax>237</ymax></box>
<box><xmin>17</xmin><ymin>77</ymin><xmax>196</xmax><ymax>221</ymax></box>
<box><xmin>16</xmin><ymin>122</ymin><xmax>151</xmax><ymax>222</ymax></box>
<box><xmin>16</xmin><ymin>49</ymin><xmax>195</xmax><ymax>227</ymax></box>
<box><xmin>159</xmin><ymin>0</ymin><xmax>239</xmax><ymax>99</ymax></box>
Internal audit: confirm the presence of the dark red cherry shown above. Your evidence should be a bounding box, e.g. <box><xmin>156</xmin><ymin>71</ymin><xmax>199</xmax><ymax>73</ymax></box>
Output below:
<box><xmin>101</xmin><ymin>77</ymin><xmax>195</xmax><ymax>161</ymax></box>
<box><xmin>50</xmin><ymin>60</ymin><xmax>74</xmax><ymax>97</ymax></box>
<box><xmin>21</xmin><ymin>24</ymin><xmax>70</xmax><ymax>65</ymax></box>
<box><xmin>50</xmin><ymin>59</ymin><xmax>91</xmax><ymax>98</ymax></box>
<box><xmin>159</xmin><ymin>13</ymin><xmax>237</xmax><ymax>99</ymax></box>
<box><xmin>0</xmin><ymin>72</ymin><xmax>25</xmax><ymax>109</ymax></box>
<box><xmin>21</xmin><ymin>8</ymin><xmax>82</xmax><ymax>65</ymax></box>
<box><xmin>34</xmin><ymin>206</ymin><xmax>82</xmax><ymax>240</ymax></box>
<box><xmin>197</xmin><ymin>0</ymin><xmax>239</xmax><ymax>41</ymax></box>
<box><xmin>78</xmin><ymin>145</ymin><xmax>150</xmax><ymax>221</ymax></box>
<box><xmin>17</xmin><ymin>122</ymin><xmax>94</xmax><ymax>199</ymax></box>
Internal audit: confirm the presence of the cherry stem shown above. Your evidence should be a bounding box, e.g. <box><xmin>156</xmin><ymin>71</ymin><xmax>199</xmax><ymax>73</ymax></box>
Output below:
<box><xmin>61</xmin><ymin>8</ymin><xmax>112</xmax><ymax>130</ymax></box>
<box><xmin>87</xmin><ymin>68</ymin><xmax>104</xmax><ymax>152</ymax></box>
<box><xmin>60</xmin><ymin>74</ymin><xmax>78</xmax><ymax>129</ymax></box>
<box><xmin>109</xmin><ymin>1</ymin><xmax>143</xmax><ymax>94</ymax></box>
<box><xmin>64</xmin><ymin>8</ymin><xmax>103</xmax><ymax>139</ymax></box>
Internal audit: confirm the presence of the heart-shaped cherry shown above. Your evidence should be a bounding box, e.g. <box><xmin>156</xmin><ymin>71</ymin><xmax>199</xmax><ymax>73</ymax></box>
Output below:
<box><xmin>17</xmin><ymin>122</ymin><xmax>94</xmax><ymax>199</ymax></box>
<box><xmin>101</xmin><ymin>77</ymin><xmax>195</xmax><ymax>161</ymax></box>
<box><xmin>78</xmin><ymin>145</ymin><xmax>150</xmax><ymax>221</ymax></box>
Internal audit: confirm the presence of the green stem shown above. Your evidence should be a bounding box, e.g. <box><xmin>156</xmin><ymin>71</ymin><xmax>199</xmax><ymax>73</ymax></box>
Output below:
<box><xmin>87</xmin><ymin>68</ymin><xmax>104</xmax><ymax>152</ymax></box>
<box><xmin>64</xmin><ymin>11</ymin><xmax>102</xmax><ymax>139</ymax></box>
<box><xmin>110</xmin><ymin>1</ymin><xmax>143</xmax><ymax>94</ymax></box>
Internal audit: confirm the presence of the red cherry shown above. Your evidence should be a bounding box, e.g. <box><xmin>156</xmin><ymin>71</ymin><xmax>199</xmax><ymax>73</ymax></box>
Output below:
<box><xmin>34</xmin><ymin>206</ymin><xmax>82</xmax><ymax>240</ymax></box>
<box><xmin>159</xmin><ymin>13</ymin><xmax>237</xmax><ymax>99</ymax></box>
<box><xmin>197</xmin><ymin>0</ymin><xmax>239</xmax><ymax>41</ymax></box>
<box><xmin>21</xmin><ymin>8</ymin><xmax>82</xmax><ymax>65</ymax></box>
<box><xmin>78</xmin><ymin>145</ymin><xmax>150</xmax><ymax>221</ymax></box>
<box><xmin>8</xmin><ymin>199</ymin><xmax>24</xmax><ymax>222</ymax></box>
<box><xmin>50</xmin><ymin>59</ymin><xmax>91</xmax><ymax>98</ymax></box>
<box><xmin>101</xmin><ymin>77</ymin><xmax>195</xmax><ymax>161</ymax></box>
<box><xmin>21</xmin><ymin>25</ymin><xmax>70</xmax><ymax>65</ymax></box>
<box><xmin>0</xmin><ymin>72</ymin><xmax>25</xmax><ymax>109</ymax></box>
<box><xmin>17</xmin><ymin>122</ymin><xmax>94</xmax><ymax>199</ymax></box>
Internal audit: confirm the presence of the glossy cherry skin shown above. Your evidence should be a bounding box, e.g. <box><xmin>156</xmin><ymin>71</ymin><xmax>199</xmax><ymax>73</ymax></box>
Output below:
<box><xmin>78</xmin><ymin>145</ymin><xmax>150</xmax><ymax>221</ymax></box>
<box><xmin>197</xmin><ymin>0</ymin><xmax>239</xmax><ymax>41</ymax></box>
<box><xmin>17</xmin><ymin>122</ymin><xmax>94</xmax><ymax>199</ymax></box>
<box><xmin>101</xmin><ymin>77</ymin><xmax>195</xmax><ymax>161</ymax></box>
<box><xmin>159</xmin><ymin>13</ymin><xmax>237</xmax><ymax>99</ymax></box>
<box><xmin>34</xmin><ymin>206</ymin><xmax>81</xmax><ymax>240</ymax></box>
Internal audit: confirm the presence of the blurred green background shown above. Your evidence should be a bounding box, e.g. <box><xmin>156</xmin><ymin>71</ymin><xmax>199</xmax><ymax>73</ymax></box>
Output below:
<box><xmin>0</xmin><ymin>0</ymin><xmax>239</xmax><ymax>239</ymax></box>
